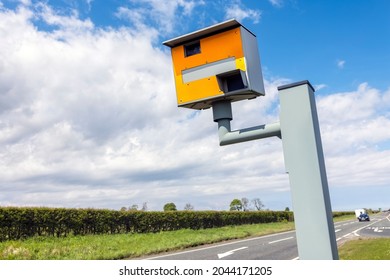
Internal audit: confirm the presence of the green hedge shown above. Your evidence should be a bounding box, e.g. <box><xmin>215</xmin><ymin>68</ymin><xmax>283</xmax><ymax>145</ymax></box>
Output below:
<box><xmin>0</xmin><ymin>207</ymin><xmax>293</xmax><ymax>241</ymax></box>
<box><xmin>332</xmin><ymin>211</ymin><xmax>355</xmax><ymax>218</ymax></box>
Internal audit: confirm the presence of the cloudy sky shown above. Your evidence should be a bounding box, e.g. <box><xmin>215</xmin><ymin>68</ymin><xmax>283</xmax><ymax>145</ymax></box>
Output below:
<box><xmin>0</xmin><ymin>0</ymin><xmax>389</xmax><ymax>211</ymax></box>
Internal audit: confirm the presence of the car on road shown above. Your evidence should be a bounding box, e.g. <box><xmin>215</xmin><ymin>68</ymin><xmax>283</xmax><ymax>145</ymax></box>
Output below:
<box><xmin>358</xmin><ymin>213</ymin><xmax>370</xmax><ymax>222</ymax></box>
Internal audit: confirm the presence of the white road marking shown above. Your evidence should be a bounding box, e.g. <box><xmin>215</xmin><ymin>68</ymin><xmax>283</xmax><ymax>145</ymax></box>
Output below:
<box><xmin>373</xmin><ymin>227</ymin><xmax>384</xmax><ymax>233</ymax></box>
<box><xmin>341</xmin><ymin>222</ymin><xmax>356</xmax><ymax>226</ymax></box>
<box><xmin>144</xmin><ymin>230</ymin><xmax>295</xmax><ymax>259</ymax></box>
<box><xmin>217</xmin><ymin>247</ymin><xmax>248</xmax><ymax>259</ymax></box>
<box><xmin>335</xmin><ymin>229</ymin><xmax>342</xmax><ymax>233</ymax></box>
<box><xmin>268</xmin><ymin>236</ymin><xmax>294</xmax><ymax>244</ymax></box>
<box><xmin>336</xmin><ymin>218</ymin><xmax>387</xmax><ymax>242</ymax></box>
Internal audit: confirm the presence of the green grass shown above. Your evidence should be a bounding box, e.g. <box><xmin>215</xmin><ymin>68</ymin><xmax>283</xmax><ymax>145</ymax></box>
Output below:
<box><xmin>0</xmin><ymin>222</ymin><xmax>295</xmax><ymax>260</ymax></box>
<box><xmin>338</xmin><ymin>238</ymin><xmax>390</xmax><ymax>260</ymax></box>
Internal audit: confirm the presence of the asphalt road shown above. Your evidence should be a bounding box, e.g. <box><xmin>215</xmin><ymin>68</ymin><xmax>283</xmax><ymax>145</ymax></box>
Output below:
<box><xmin>144</xmin><ymin>212</ymin><xmax>390</xmax><ymax>260</ymax></box>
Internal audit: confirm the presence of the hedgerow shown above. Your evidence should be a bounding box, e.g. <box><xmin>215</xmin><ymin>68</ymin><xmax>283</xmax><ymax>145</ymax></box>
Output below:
<box><xmin>0</xmin><ymin>207</ymin><xmax>294</xmax><ymax>241</ymax></box>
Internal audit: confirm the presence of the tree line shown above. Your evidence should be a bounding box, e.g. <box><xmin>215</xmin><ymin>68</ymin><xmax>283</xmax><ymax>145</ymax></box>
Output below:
<box><xmin>120</xmin><ymin>198</ymin><xmax>273</xmax><ymax>212</ymax></box>
<box><xmin>120</xmin><ymin>202</ymin><xmax>194</xmax><ymax>212</ymax></box>
<box><xmin>229</xmin><ymin>197</ymin><xmax>266</xmax><ymax>211</ymax></box>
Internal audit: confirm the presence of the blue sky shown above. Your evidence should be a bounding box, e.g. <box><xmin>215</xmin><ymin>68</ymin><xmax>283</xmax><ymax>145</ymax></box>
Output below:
<box><xmin>0</xmin><ymin>0</ymin><xmax>389</xmax><ymax>211</ymax></box>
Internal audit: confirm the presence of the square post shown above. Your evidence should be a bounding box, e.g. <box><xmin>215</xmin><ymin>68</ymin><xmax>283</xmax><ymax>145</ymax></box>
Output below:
<box><xmin>278</xmin><ymin>81</ymin><xmax>339</xmax><ymax>260</ymax></box>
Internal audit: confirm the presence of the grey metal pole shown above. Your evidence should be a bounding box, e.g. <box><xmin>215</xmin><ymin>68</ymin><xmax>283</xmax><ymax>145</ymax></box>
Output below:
<box><xmin>278</xmin><ymin>81</ymin><xmax>339</xmax><ymax>260</ymax></box>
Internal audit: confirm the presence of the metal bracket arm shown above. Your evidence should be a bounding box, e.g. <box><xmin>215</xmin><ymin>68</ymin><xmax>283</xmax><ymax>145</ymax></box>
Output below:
<box><xmin>212</xmin><ymin>100</ymin><xmax>281</xmax><ymax>146</ymax></box>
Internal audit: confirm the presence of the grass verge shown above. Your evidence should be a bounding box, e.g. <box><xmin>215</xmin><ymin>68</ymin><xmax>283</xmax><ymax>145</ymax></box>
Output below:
<box><xmin>0</xmin><ymin>222</ymin><xmax>294</xmax><ymax>260</ymax></box>
<box><xmin>338</xmin><ymin>237</ymin><xmax>390</xmax><ymax>260</ymax></box>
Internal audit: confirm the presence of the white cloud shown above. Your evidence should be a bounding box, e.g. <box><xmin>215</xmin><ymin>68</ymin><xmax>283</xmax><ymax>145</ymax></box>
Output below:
<box><xmin>35</xmin><ymin>2</ymin><xmax>94</xmax><ymax>31</ymax></box>
<box><xmin>0</xmin><ymin>5</ymin><xmax>178</xmax><ymax>205</ymax></box>
<box><xmin>316</xmin><ymin>83</ymin><xmax>390</xmax><ymax>193</ymax></box>
<box><xmin>0</xmin><ymin>4</ymin><xmax>389</xmax><ymax>211</ymax></box>
<box><xmin>116</xmin><ymin>0</ymin><xmax>203</xmax><ymax>34</ymax></box>
<box><xmin>268</xmin><ymin>0</ymin><xmax>283</xmax><ymax>8</ymax></box>
<box><xmin>318</xmin><ymin>83</ymin><xmax>386</xmax><ymax>124</ymax></box>
<box><xmin>337</xmin><ymin>59</ymin><xmax>345</xmax><ymax>69</ymax></box>
<box><xmin>224</xmin><ymin>2</ymin><xmax>262</xmax><ymax>24</ymax></box>
<box><xmin>85</xmin><ymin>0</ymin><xmax>94</xmax><ymax>11</ymax></box>
<box><xmin>314</xmin><ymin>84</ymin><xmax>327</xmax><ymax>91</ymax></box>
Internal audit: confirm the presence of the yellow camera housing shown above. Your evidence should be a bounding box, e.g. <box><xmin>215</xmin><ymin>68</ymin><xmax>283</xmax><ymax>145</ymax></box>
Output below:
<box><xmin>163</xmin><ymin>19</ymin><xmax>265</xmax><ymax>110</ymax></box>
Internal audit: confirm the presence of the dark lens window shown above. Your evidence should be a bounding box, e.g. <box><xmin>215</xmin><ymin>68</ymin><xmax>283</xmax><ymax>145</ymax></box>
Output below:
<box><xmin>226</xmin><ymin>73</ymin><xmax>245</xmax><ymax>92</ymax></box>
<box><xmin>184</xmin><ymin>41</ymin><xmax>201</xmax><ymax>57</ymax></box>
